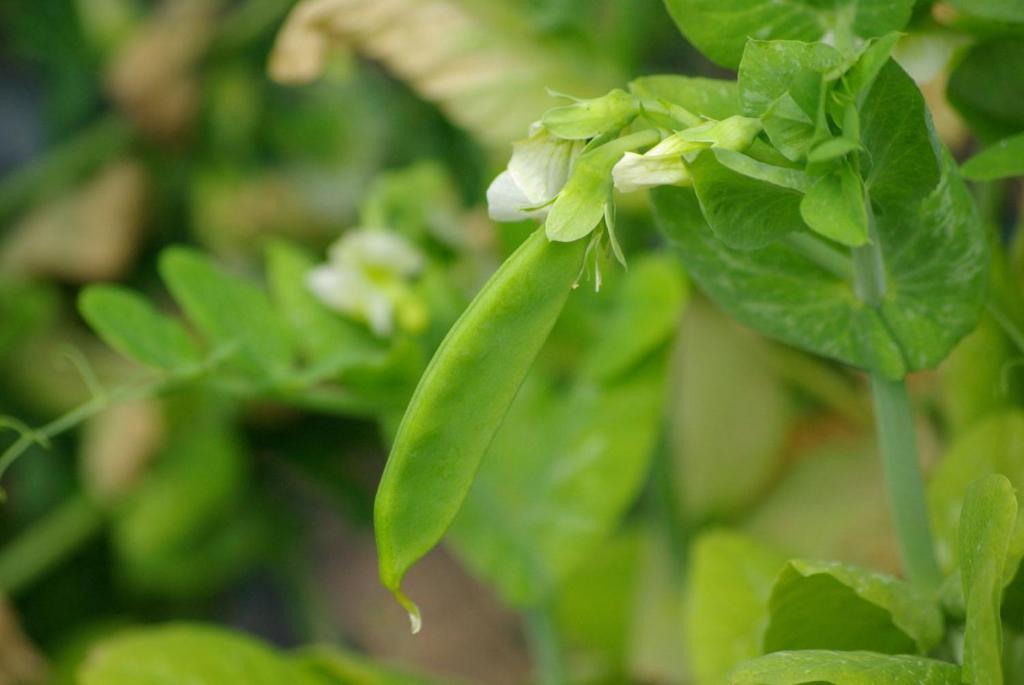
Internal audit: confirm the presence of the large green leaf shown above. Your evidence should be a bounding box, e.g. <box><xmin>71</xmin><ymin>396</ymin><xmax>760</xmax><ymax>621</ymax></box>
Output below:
<box><xmin>686</xmin><ymin>530</ymin><xmax>785</xmax><ymax>685</ymax></box>
<box><xmin>78</xmin><ymin>624</ymin><xmax>319</xmax><ymax>685</ymax></box>
<box><xmin>79</xmin><ymin>284</ymin><xmax>200</xmax><ymax>371</ymax></box>
<box><xmin>652</xmin><ymin>63</ymin><xmax>987</xmax><ymax>378</ymax></box>
<box><xmin>159</xmin><ymin>247</ymin><xmax>293</xmax><ymax>382</ymax></box>
<box><xmin>687</xmin><ymin>150</ymin><xmax>806</xmax><ymax>250</ymax></box>
<box><xmin>730</xmin><ymin>650</ymin><xmax>960</xmax><ymax>685</ymax></box>
<box><xmin>764</xmin><ymin>560</ymin><xmax>943</xmax><ymax>654</ymax></box>
<box><xmin>447</xmin><ymin>257</ymin><xmax>684</xmax><ymax>605</ymax></box>
<box><xmin>662</xmin><ymin>0</ymin><xmax>914</xmax><ymax>69</ymax></box>
<box><xmin>960</xmin><ymin>474</ymin><xmax>1018</xmax><ymax>685</ymax></box>
<box><xmin>947</xmin><ymin>38</ymin><xmax>1024</xmax><ymax>144</ymax></box>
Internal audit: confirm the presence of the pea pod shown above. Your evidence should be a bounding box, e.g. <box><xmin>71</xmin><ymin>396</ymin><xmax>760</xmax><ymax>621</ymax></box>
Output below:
<box><xmin>374</xmin><ymin>228</ymin><xmax>586</xmax><ymax>630</ymax></box>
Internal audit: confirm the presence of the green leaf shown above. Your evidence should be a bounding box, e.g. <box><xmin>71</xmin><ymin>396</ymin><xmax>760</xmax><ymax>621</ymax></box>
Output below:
<box><xmin>264</xmin><ymin>239</ymin><xmax>386</xmax><ymax>373</ymax></box>
<box><xmin>858</xmin><ymin>64</ymin><xmax>941</xmax><ymax>212</ymax></box>
<box><xmin>580</xmin><ymin>254</ymin><xmax>688</xmax><ymax>382</ymax></box>
<box><xmin>449</xmin><ymin>355</ymin><xmax>670</xmax><ymax>605</ymax></box>
<box><xmin>807</xmin><ymin>137</ymin><xmax>862</xmax><ymax>164</ymax></box>
<box><xmin>730</xmin><ymin>650</ymin><xmax>961</xmax><ymax>685</ymax></box>
<box><xmin>672</xmin><ymin>300</ymin><xmax>792</xmax><ymax>520</ymax></box>
<box><xmin>159</xmin><ymin>247</ymin><xmax>293</xmax><ymax>382</ymax></box>
<box><xmin>739</xmin><ymin>40</ymin><xmax>842</xmax><ymax>118</ymax></box>
<box><xmin>546</xmin><ymin>129</ymin><xmax>659</xmax><ymax>242</ymax></box>
<box><xmin>113</xmin><ymin>400</ymin><xmax>249</xmax><ymax>596</ymax></box>
<box><xmin>948</xmin><ymin>0</ymin><xmax>1024</xmax><ymax>23</ymax></box>
<box><xmin>447</xmin><ymin>257</ymin><xmax>683</xmax><ymax>605</ymax></box>
<box><xmin>962</xmin><ymin>133</ymin><xmax>1024</xmax><ymax>181</ymax></box>
<box><xmin>663</xmin><ymin>0</ymin><xmax>914</xmax><ymax>69</ymax></box>
<box><xmin>948</xmin><ymin>38</ymin><xmax>1024</xmax><ymax>144</ymax></box>
<box><xmin>78</xmin><ymin>624</ymin><xmax>319</xmax><ymax>685</ymax></box>
<box><xmin>764</xmin><ymin>560</ymin><xmax>943</xmax><ymax>654</ymax></box>
<box><xmin>542</xmin><ymin>89</ymin><xmax>639</xmax><ymax>140</ymax></box>
<box><xmin>799</xmin><ymin>159</ymin><xmax>869</xmax><ymax>246</ymax></box>
<box><xmin>738</xmin><ymin>40</ymin><xmax>841</xmax><ymax>162</ymax></box>
<box><xmin>687</xmin><ymin>149</ymin><xmax>806</xmax><ymax>249</ymax></box>
<box><xmin>761</xmin><ymin>95</ymin><xmax>819</xmax><ymax>162</ymax></box>
<box><xmin>929</xmin><ymin>412</ymin><xmax>1024</xmax><ymax>571</ymax></box>
<box><xmin>711</xmin><ymin>148</ymin><xmax>809</xmax><ymax>191</ymax></box>
<box><xmin>960</xmin><ymin>474</ymin><xmax>1018</xmax><ymax>685</ymax></box>
<box><xmin>940</xmin><ymin>313</ymin><xmax>1021</xmax><ymax>434</ymax></box>
<box><xmin>554</xmin><ymin>530</ymin><xmax>642</xmax><ymax>677</ymax></box>
<box><xmin>842</xmin><ymin>32</ymin><xmax>901</xmax><ymax>105</ymax></box>
<box><xmin>743</xmin><ymin>438</ymin><xmax>896</xmax><ymax>566</ymax></box>
<box><xmin>652</xmin><ymin>63</ymin><xmax>987</xmax><ymax>377</ymax></box>
<box><xmin>630</xmin><ymin>75</ymin><xmax>741</xmax><ymax>119</ymax></box>
<box><xmin>686</xmin><ymin>530</ymin><xmax>786</xmax><ymax>685</ymax></box>
<box><xmin>79</xmin><ymin>285</ymin><xmax>200</xmax><ymax>371</ymax></box>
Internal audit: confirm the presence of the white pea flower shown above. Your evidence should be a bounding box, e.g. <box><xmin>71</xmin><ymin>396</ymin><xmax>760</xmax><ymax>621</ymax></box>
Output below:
<box><xmin>611</xmin><ymin>132</ymin><xmax>697</xmax><ymax>193</ymax></box>
<box><xmin>307</xmin><ymin>229</ymin><xmax>425</xmax><ymax>337</ymax></box>
<box><xmin>486</xmin><ymin>123</ymin><xmax>584</xmax><ymax>222</ymax></box>
<box><xmin>611</xmin><ymin>116</ymin><xmax>763</xmax><ymax>193</ymax></box>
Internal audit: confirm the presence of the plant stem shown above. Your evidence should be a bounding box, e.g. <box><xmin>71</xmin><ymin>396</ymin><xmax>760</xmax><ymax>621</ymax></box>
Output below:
<box><xmin>852</xmin><ymin>198</ymin><xmax>942</xmax><ymax>591</ymax></box>
<box><xmin>0</xmin><ymin>492</ymin><xmax>104</xmax><ymax>595</ymax></box>
<box><xmin>868</xmin><ymin>374</ymin><xmax>942</xmax><ymax>590</ymax></box>
<box><xmin>785</xmin><ymin>232</ymin><xmax>854</xmax><ymax>281</ymax></box>
<box><xmin>525</xmin><ymin>604</ymin><xmax>565</xmax><ymax>685</ymax></box>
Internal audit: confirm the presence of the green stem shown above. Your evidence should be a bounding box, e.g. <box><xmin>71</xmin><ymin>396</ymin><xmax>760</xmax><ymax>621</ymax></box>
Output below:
<box><xmin>869</xmin><ymin>374</ymin><xmax>942</xmax><ymax>590</ymax></box>
<box><xmin>525</xmin><ymin>604</ymin><xmax>565</xmax><ymax>685</ymax></box>
<box><xmin>0</xmin><ymin>493</ymin><xmax>105</xmax><ymax>595</ymax></box>
<box><xmin>785</xmin><ymin>232</ymin><xmax>854</xmax><ymax>281</ymax></box>
<box><xmin>852</xmin><ymin>199</ymin><xmax>942</xmax><ymax>591</ymax></box>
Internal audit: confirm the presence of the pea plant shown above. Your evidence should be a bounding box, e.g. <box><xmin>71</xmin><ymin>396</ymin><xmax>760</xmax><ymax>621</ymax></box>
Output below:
<box><xmin>373</xmin><ymin>1</ymin><xmax>1024</xmax><ymax>684</ymax></box>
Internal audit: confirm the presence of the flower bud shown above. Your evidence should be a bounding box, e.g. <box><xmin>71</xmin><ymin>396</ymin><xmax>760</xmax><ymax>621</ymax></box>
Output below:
<box><xmin>680</xmin><ymin>115</ymin><xmax>762</xmax><ymax>151</ymax></box>
<box><xmin>611</xmin><ymin>132</ymin><xmax>700</xmax><ymax>193</ymax></box>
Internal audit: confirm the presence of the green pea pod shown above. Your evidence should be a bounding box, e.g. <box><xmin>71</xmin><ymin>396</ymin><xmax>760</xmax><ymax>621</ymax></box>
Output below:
<box><xmin>374</xmin><ymin>228</ymin><xmax>586</xmax><ymax>630</ymax></box>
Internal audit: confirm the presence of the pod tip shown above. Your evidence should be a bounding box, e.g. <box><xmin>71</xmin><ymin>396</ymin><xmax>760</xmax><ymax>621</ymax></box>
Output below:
<box><xmin>392</xmin><ymin>587</ymin><xmax>422</xmax><ymax>635</ymax></box>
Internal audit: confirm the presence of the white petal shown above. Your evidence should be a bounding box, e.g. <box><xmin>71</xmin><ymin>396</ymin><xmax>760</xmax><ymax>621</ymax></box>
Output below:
<box><xmin>307</xmin><ymin>265</ymin><xmax>369</xmax><ymax>313</ymax></box>
<box><xmin>328</xmin><ymin>229</ymin><xmax>424</xmax><ymax>275</ymax></box>
<box><xmin>365</xmin><ymin>292</ymin><xmax>395</xmax><ymax>336</ymax></box>
<box><xmin>507</xmin><ymin>127</ymin><xmax>580</xmax><ymax>204</ymax></box>
<box><xmin>487</xmin><ymin>170</ymin><xmax>547</xmax><ymax>222</ymax></box>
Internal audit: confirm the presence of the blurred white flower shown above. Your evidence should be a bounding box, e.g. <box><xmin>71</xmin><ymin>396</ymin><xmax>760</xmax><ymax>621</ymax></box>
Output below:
<box><xmin>487</xmin><ymin>123</ymin><xmax>583</xmax><ymax>222</ymax></box>
<box><xmin>307</xmin><ymin>229</ymin><xmax>425</xmax><ymax>336</ymax></box>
